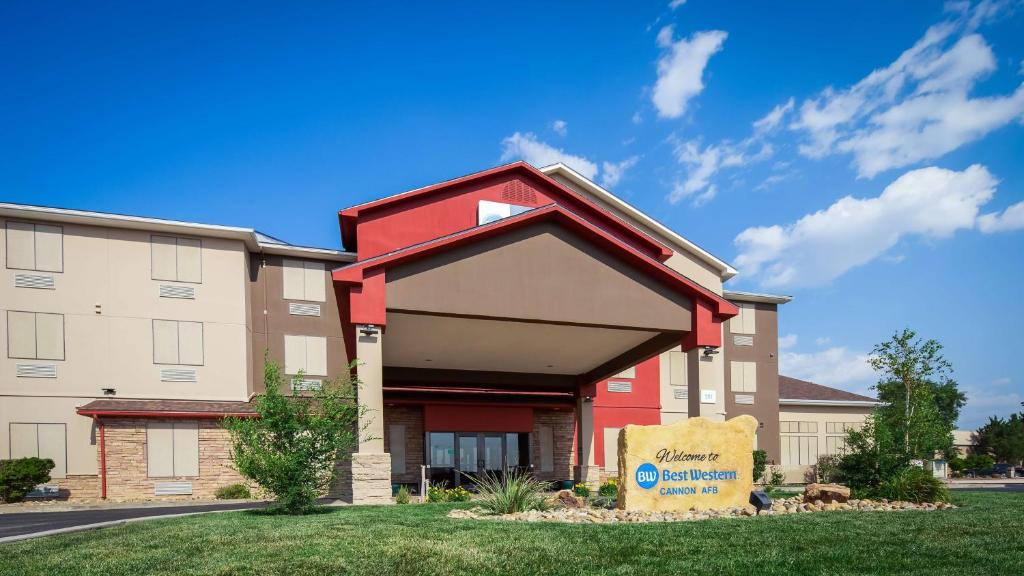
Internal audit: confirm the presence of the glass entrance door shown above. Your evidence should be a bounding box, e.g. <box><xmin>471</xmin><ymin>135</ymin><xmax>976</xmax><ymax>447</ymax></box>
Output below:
<box><xmin>456</xmin><ymin>433</ymin><xmax>479</xmax><ymax>483</ymax></box>
<box><xmin>482</xmin><ymin>434</ymin><xmax>503</xmax><ymax>476</ymax></box>
<box><xmin>427</xmin><ymin>431</ymin><xmax>531</xmax><ymax>487</ymax></box>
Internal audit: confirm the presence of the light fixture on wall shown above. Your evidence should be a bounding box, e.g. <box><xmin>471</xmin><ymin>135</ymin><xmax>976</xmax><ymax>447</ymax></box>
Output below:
<box><xmin>702</xmin><ymin>346</ymin><xmax>720</xmax><ymax>358</ymax></box>
<box><xmin>360</xmin><ymin>324</ymin><xmax>380</xmax><ymax>337</ymax></box>
<box><xmin>102</xmin><ymin>388</ymin><xmax>116</xmax><ymax>396</ymax></box>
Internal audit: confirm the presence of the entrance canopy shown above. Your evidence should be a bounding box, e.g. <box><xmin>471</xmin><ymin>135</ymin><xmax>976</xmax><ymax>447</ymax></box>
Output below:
<box><xmin>333</xmin><ymin>203</ymin><xmax>737</xmax><ymax>394</ymax></box>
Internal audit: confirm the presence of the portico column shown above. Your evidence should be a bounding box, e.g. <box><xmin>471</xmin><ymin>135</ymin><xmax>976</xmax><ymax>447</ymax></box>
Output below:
<box><xmin>343</xmin><ymin>325</ymin><xmax>392</xmax><ymax>504</ymax></box>
<box><xmin>575</xmin><ymin>395</ymin><xmax>600</xmax><ymax>488</ymax></box>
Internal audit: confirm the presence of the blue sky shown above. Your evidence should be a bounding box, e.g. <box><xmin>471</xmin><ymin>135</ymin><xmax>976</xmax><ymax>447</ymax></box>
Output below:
<box><xmin>2</xmin><ymin>1</ymin><xmax>1022</xmax><ymax>428</ymax></box>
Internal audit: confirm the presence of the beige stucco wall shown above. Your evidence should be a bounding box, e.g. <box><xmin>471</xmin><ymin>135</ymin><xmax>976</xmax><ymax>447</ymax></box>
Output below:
<box><xmin>778</xmin><ymin>404</ymin><xmax>873</xmax><ymax>483</ymax></box>
<box><xmin>0</xmin><ymin>220</ymin><xmax>250</xmax><ymax>401</ymax></box>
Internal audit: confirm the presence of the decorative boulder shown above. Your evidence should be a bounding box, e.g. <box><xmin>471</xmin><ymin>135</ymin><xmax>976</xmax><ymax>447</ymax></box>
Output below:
<box><xmin>803</xmin><ymin>483</ymin><xmax>851</xmax><ymax>503</ymax></box>
<box><xmin>554</xmin><ymin>489</ymin><xmax>586</xmax><ymax>508</ymax></box>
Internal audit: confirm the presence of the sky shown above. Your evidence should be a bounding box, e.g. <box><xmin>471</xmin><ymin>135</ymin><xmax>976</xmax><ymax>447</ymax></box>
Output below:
<box><xmin>1</xmin><ymin>1</ymin><xmax>1022</xmax><ymax>429</ymax></box>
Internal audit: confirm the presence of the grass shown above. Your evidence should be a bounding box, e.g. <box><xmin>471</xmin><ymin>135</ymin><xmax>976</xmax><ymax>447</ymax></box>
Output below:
<box><xmin>1</xmin><ymin>491</ymin><xmax>1021</xmax><ymax>575</ymax></box>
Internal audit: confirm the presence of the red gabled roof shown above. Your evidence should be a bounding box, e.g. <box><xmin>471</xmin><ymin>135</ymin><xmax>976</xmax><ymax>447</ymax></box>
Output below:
<box><xmin>333</xmin><ymin>203</ymin><xmax>738</xmax><ymax>318</ymax></box>
<box><xmin>338</xmin><ymin>162</ymin><xmax>674</xmax><ymax>261</ymax></box>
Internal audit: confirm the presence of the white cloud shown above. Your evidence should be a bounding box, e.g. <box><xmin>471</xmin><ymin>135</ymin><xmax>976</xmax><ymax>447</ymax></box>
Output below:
<box><xmin>669</xmin><ymin>0</ymin><xmax>687</xmax><ymax>9</ymax></box>
<box><xmin>552</xmin><ymin>119</ymin><xmax>568</xmax><ymax>136</ymax></box>
<box><xmin>734</xmin><ymin>164</ymin><xmax>1000</xmax><ymax>288</ymax></box>
<box><xmin>652</xmin><ymin>27</ymin><xmax>728</xmax><ymax>119</ymax></box>
<box><xmin>600</xmin><ymin>156</ymin><xmax>640</xmax><ymax>188</ymax></box>
<box><xmin>790</xmin><ymin>7</ymin><xmax>1024</xmax><ymax>178</ymax></box>
<box><xmin>958</xmin><ymin>383</ymin><xmax>1023</xmax><ymax>429</ymax></box>
<box><xmin>753</xmin><ymin>98</ymin><xmax>795</xmax><ymax>133</ymax></box>
<box><xmin>500</xmin><ymin>132</ymin><xmax>599</xmax><ymax>180</ymax></box>
<box><xmin>668</xmin><ymin>136</ymin><xmax>773</xmax><ymax>204</ymax></box>
<box><xmin>780</xmin><ymin>345</ymin><xmax>876</xmax><ymax>395</ymax></box>
<box><xmin>978</xmin><ymin>200</ymin><xmax>1024</xmax><ymax>232</ymax></box>
<box><xmin>779</xmin><ymin>334</ymin><xmax>798</xmax><ymax>350</ymax></box>
<box><xmin>632</xmin><ymin>111</ymin><xmax>643</xmax><ymax>125</ymax></box>
<box><xmin>815</xmin><ymin>337</ymin><xmax>832</xmax><ymax>346</ymax></box>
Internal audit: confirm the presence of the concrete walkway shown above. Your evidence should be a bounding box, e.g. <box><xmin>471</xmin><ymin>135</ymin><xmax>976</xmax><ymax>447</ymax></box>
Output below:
<box><xmin>0</xmin><ymin>500</ymin><xmax>268</xmax><ymax>543</ymax></box>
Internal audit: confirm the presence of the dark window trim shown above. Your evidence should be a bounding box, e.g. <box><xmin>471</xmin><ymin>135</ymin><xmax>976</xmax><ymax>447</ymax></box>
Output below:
<box><xmin>150</xmin><ymin>234</ymin><xmax>203</xmax><ymax>284</ymax></box>
<box><xmin>151</xmin><ymin>319</ymin><xmax>205</xmax><ymax>366</ymax></box>
<box><xmin>8</xmin><ymin>422</ymin><xmax>68</xmax><ymax>478</ymax></box>
<box><xmin>6</xmin><ymin>310</ymin><xmax>66</xmax><ymax>361</ymax></box>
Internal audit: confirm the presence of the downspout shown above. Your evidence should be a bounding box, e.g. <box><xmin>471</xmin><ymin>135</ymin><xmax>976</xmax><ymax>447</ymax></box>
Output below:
<box><xmin>95</xmin><ymin>416</ymin><xmax>107</xmax><ymax>500</ymax></box>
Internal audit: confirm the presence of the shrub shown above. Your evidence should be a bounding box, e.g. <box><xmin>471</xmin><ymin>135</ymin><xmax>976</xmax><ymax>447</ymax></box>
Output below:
<box><xmin>836</xmin><ymin>416</ymin><xmax>908</xmax><ymax>492</ymax></box>
<box><xmin>815</xmin><ymin>454</ymin><xmax>841</xmax><ymax>483</ymax></box>
<box><xmin>426</xmin><ymin>482</ymin><xmax>471</xmax><ymax>503</ymax></box>
<box><xmin>597</xmin><ymin>479</ymin><xmax>618</xmax><ymax>498</ymax></box>
<box><xmin>964</xmin><ymin>453</ymin><xmax>995</xmax><ymax>472</ymax></box>
<box><xmin>877</xmin><ymin>466</ymin><xmax>950</xmax><ymax>503</ymax></box>
<box><xmin>947</xmin><ymin>456</ymin><xmax>966</xmax><ymax>473</ymax></box>
<box><xmin>752</xmin><ymin>450</ymin><xmax>768</xmax><ymax>484</ymax></box>
<box><xmin>395</xmin><ymin>485</ymin><xmax>411</xmax><ymax>505</ymax></box>
<box><xmin>224</xmin><ymin>359</ymin><xmax>367</xmax><ymax>514</ymax></box>
<box><xmin>572</xmin><ymin>483</ymin><xmax>591</xmax><ymax>497</ymax></box>
<box><xmin>473</xmin><ymin>470</ymin><xmax>548</xmax><ymax>514</ymax></box>
<box><xmin>215</xmin><ymin>483</ymin><xmax>252</xmax><ymax>500</ymax></box>
<box><xmin>447</xmin><ymin>486</ymin><xmax>472</xmax><ymax>502</ymax></box>
<box><xmin>766</xmin><ymin>466</ymin><xmax>785</xmax><ymax>489</ymax></box>
<box><xmin>0</xmin><ymin>457</ymin><xmax>54</xmax><ymax>503</ymax></box>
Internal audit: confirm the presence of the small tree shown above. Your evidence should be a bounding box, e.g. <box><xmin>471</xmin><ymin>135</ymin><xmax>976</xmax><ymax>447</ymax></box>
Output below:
<box><xmin>752</xmin><ymin>450</ymin><xmax>768</xmax><ymax>484</ymax></box>
<box><xmin>224</xmin><ymin>359</ymin><xmax>368</xmax><ymax>514</ymax></box>
<box><xmin>974</xmin><ymin>413</ymin><xmax>1024</xmax><ymax>466</ymax></box>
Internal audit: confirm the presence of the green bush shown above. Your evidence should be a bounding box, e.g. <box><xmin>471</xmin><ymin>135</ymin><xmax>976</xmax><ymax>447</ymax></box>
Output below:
<box><xmin>426</xmin><ymin>482</ymin><xmax>471</xmax><ymax>503</ymax></box>
<box><xmin>948</xmin><ymin>456</ymin><xmax>966</xmax><ymax>473</ymax></box>
<box><xmin>572</xmin><ymin>483</ymin><xmax>591</xmax><ymax>497</ymax></box>
<box><xmin>395</xmin><ymin>485</ymin><xmax>411</xmax><ymax>505</ymax></box>
<box><xmin>597</xmin><ymin>479</ymin><xmax>618</xmax><ymax>498</ymax></box>
<box><xmin>752</xmin><ymin>450</ymin><xmax>768</xmax><ymax>483</ymax></box>
<box><xmin>836</xmin><ymin>417</ymin><xmax>908</xmax><ymax>492</ymax></box>
<box><xmin>215</xmin><ymin>484</ymin><xmax>252</xmax><ymax>500</ymax></box>
<box><xmin>965</xmin><ymin>453</ymin><xmax>995</xmax><ymax>472</ymax></box>
<box><xmin>815</xmin><ymin>454</ymin><xmax>841</xmax><ymax>483</ymax></box>
<box><xmin>0</xmin><ymin>457</ymin><xmax>54</xmax><ymax>503</ymax></box>
<box><xmin>473</xmin><ymin>470</ymin><xmax>548</xmax><ymax>514</ymax></box>
<box><xmin>877</xmin><ymin>466</ymin><xmax>950</xmax><ymax>503</ymax></box>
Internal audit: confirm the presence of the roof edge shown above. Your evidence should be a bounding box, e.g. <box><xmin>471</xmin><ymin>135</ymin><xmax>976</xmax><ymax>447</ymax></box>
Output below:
<box><xmin>540</xmin><ymin>163</ymin><xmax>739</xmax><ymax>280</ymax></box>
<box><xmin>779</xmin><ymin>399</ymin><xmax>880</xmax><ymax>407</ymax></box>
<box><xmin>723</xmin><ymin>289</ymin><xmax>793</xmax><ymax>305</ymax></box>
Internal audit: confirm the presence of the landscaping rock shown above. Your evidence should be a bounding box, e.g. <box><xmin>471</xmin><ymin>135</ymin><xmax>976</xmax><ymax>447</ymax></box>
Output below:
<box><xmin>553</xmin><ymin>489</ymin><xmax>586</xmax><ymax>508</ymax></box>
<box><xmin>804</xmin><ymin>483</ymin><xmax>851</xmax><ymax>503</ymax></box>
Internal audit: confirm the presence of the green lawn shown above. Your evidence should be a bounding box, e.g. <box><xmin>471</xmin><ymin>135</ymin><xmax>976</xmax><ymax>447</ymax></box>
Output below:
<box><xmin>1</xmin><ymin>491</ymin><xmax>1022</xmax><ymax>575</ymax></box>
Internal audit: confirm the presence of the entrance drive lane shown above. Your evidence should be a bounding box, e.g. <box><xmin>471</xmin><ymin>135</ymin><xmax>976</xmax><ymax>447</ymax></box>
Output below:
<box><xmin>0</xmin><ymin>501</ymin><xmax>268</xmax><ymax>541</ymax></box>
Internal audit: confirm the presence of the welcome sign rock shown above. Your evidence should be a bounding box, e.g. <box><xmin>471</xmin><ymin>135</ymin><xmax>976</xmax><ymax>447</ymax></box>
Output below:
<box><xmin>617</xmin><ymin>415</ymin><xmax>759</xmax><ymax>512</ymax></box>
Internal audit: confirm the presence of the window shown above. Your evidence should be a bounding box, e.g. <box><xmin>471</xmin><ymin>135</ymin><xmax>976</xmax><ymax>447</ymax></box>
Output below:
<box><xmin>151</xmin><ymin>235</ymin><xmax>202</xmax><ymax>283</ymax></box>
<box><xmin>6</xmin><ymin>221</ymin><xmax>62</xmax><ymax>272</ymax></box>
<box><xmin>9</xmin><ymin>423</ymin><xmax>67</xmax><ymax>478</ymax></box>
<box><xmin>147</xmin><ymin>421</ymin><xmax>199</xmax><ymax>477</ymax></box>
<box><xmin>825</xmin><ymin>422</ymin><xmax>860</xmax><ymax>455</ymax></box>
<box><xmin>284</xmin><ymin>335</ymin><xmax>327</xmax><ymax>376</ymax></box>
<box><xmin>282</xmin><ymin>259</ymin><xmax>326</xmax><ymax>302</ymax></box>
<box><xmin>152</xmin><ymin>320</ymin><xmax>204</xmax><ymax>365</ymax></box>
<box><xmin>7</xmin><ymin>311</ymin><xmax>64</xmax><ymax>360</ymax></box>
<box><xmin>731</xmin><ymin>302</ymin><xmax>756</xmax><ymax>334</ymax></box>
<box><xmin>668</xmin><ymin>351</ymin><xmax>687</xmax><ymax>387</ymax></box>
<box><xmin>389</xmin><ymin>425</ymin><xmax>406</xmax><ymax>474</ymax></box>
<box><xmin>780</xmin><ymin>435</ymin><xmax>818</xmax><ymax>466</ymax></box>
<box><xmin>730</xmin><ymin>361</ymin><xmax>757</xmax><ymax>393</ymax></box>
<box><xmin>539</xmin><ymin>426</ymin><xmax>554</xmax><ymax>472</ymax></box>
<box><xmin>780</xmin><ymin>421</ymin><xmax>818</xmax><ymax>433</ymax></box>
<box><xmin>826</xmin><ymin>435</ymin><xmax>848</xmax><ymax>455</ymax></box>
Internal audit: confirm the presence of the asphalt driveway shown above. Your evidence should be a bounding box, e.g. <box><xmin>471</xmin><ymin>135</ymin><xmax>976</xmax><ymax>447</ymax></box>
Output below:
<box><xmin>0</xmin><ymin>501</ymin><xmax>268</xmax><ymax>542</ymax></box>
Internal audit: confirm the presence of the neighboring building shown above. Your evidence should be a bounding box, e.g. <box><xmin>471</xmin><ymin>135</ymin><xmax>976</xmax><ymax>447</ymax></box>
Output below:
<box><xmin>777</xmin><ymin>376</ymin><xmax>878</xmax><ymax>483</ymax></box>
<box><xmin>3</xmin><ymin>162</ymin><xmax>804</xmax><ymax>503</ymax></box>
<box><xmin>952</xmin><ymin>430</ymin><xmax>977</xmax><ymax>458</ymax></box>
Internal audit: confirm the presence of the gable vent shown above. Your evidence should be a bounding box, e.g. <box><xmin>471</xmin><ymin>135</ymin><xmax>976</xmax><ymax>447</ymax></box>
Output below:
<box><xmin>292</xmin><ymin>378</ymin><xmax>323</xmax><ymax>392</ymax></box>
<box><xmin>607</xmin><ymin>381</ymin><xmax>632</xmax><ymax>393</ymax></box>
<box><xmin>17</xmin><ymin>364</ymin><xmax>57</xmax><ymax>378</ymax></box>
<box><xmin>14</xmin><ymin>274</ymin><xmax>55</xmax><ymax>289</ymax></box>
<box><xmin>288</xmin><ymin>303</ymin><xmax>321</xmax><ymax>317</ymax></box>
<box><xmin>502</xmin><ymin>180</ymin><xmax>538</xmax><ymax>204</ymax></box>
<box><xmin>735</xmin><ymin>394</ymin><xmax>755</xmax><ymax>405</ymax></box>
<box><xmin>160</xmin><ymin>284</ymin><xmax>196</xmax><ymax>299</ymax></box>
<box><xmin>673</xmin><ymin>388</ymin><xmax>689</xmax><ymax>400</ymax></box>
<box><xmin>733</xmin><ymin>335</ymin><xmax>754</xmax><ymax>346</ymax></box>
<box><xmin>155</xmin><ymin>481</ymin><xmax>193</xmax><ymax>496</ymax></box>
<box><xmin>160</xmin><ymin>368</ymin><xmax>197</xmax><ymax>382</ymax></box>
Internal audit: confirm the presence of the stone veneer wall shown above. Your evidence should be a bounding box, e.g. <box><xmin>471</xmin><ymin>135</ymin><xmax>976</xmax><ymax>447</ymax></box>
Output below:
<box><xmin>531</xmin><ymin>408</ymin><xmax>575</xmax><ymax>482</ymax></box>
<box><xmin>102</xmin><ymin>418</ymin><xmax>246</xmax><ymax>500</ymax></box>
<box><xmin>383</xmin><ymin>405</ymin><xmax>424</xmax><ymax>485</ymax></box>
<box><xmin>55</xmin><ymin>475</ymin><xmax>101</xmax><ymax>500</ymax></box>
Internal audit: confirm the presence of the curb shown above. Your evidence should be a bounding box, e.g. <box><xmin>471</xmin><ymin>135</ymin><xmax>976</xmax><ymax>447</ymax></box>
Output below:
<box><xmin>0</xmin><ymin>507</ymin><xmax>258</xmax><ymax>544</ymax></box>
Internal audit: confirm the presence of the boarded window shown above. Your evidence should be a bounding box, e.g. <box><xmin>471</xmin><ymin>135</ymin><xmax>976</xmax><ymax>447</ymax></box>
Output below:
<box><xmin>282</xmin><ymin>259</ymin><xmax>326</xmax><ymax>302</ymax></box>
<box><xmin>826</xmin><ymin>435</ymin><xmax>848</xmax><ymax>455</ymax></box>
<box><xmin>780</xmin><ymin>421</ymin><xmax>818</xmax><ymax>434</ymax></box>
<box><xmin>9</xmin><ymin>423</ymin><xmax>67</xmax><ymax>478</ymax></box>
<box><xmin>147</xmin><ymin>421</ymin><xmax>199</xmax><ymax>477</ymax></box>
<box><xmin>731</xmin><ymin>302</ymin><xmax>756</xmax><ymax>334</ymax></box>
<box><xmin>5</xmin><ymin>221</ymin><xmax>62</xmax><ymax>272</ymax></box>
<box><xmin>284</xmin><ymin>335</ymin><xmax>327</xmax><ymax>376</ymax></box>
<box><xmin>603</xmin><ymin>427</ymin><xmax>621</xmax><ymax>472</ymax></box>
<box><xmin>780</xmin><ymin>435</ymin><xmax>818</xmax><ymax>466</ymax></box>
<box><xmin>730</xmin><ymin>361</ymin><xmax>757</xmax><ymax>393</ymax></box>
<box><xmin>825</xmin><ymin>422</ymin><xmax>860</xmax><ymax>434</ymax></box>
<box><xmin>539</xmin><ymin>426</ymin><xmax>553</xmax><ymax>472</ymax></box>
<box><xmin>7</xmin><ymin>311</ymin><xmax>64</xmax><ymax>360</ymax></box>
<box><xmin>151</xmin><ymin>236</ymin><xmax>202</xmax><ymax>283</ymax></box>
<box><xmin>390</xmin><ymin>424</ymin><xmax>406</xmax><ymax>474</ymax></box>
<box><xmin>612</xmin><ymin>366</ymin><xmax>636</xmax><ymax>379</ymax></box>
<box><xmin>668</xmin><ymin>351</ymin><xmax>687</xmax><ymax>387</ymax></box>
<box><xmin>152</xmin><ymin>320</ymin><xmax>204</xmax><ymax>365</ymax></box>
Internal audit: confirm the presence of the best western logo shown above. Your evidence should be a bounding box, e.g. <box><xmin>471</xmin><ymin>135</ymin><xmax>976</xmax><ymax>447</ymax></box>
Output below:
<box><xmin>635</xmin><ymin>462</ymin><xmax>659</xmax><ymax>489</ymax></box>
